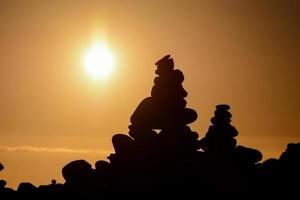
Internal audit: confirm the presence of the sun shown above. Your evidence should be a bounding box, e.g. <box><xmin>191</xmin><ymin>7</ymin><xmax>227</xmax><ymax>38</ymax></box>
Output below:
<box><xmin>84</xmin><ymin>45</ymin><xmax>115</xmax><ymax>79</ymax></box>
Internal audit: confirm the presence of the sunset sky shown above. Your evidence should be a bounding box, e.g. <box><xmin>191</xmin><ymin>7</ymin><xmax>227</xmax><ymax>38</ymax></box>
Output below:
<box><xmin>0</xmin><ymin>0</ymin><xmax>299</xmax><ymax>188</ymax></box>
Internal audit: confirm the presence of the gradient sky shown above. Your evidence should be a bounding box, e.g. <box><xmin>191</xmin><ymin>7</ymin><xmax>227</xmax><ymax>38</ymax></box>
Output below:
<box><xmin>0</xmin><ymin>0</ymin><xmax>299</xmax><ymax>188</ymax></box>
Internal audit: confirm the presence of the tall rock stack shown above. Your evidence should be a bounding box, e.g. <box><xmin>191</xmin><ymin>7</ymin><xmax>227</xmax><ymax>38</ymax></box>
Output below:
<box><xmin>109</xmin><ymin>55</ymin><xmax>200</xmax><ymax>167</ymax></box>
<box><xmin>130</xmin><ymin>55</ymin><xmax>200</xmax><ymax>153</ymax></box>
<box><xmin>199</xmin><ymin>104</ymin><xmax>238</xmax><ymax>154</ymax></box>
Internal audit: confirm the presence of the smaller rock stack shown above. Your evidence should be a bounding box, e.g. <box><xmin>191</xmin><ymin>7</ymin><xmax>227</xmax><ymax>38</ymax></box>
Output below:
<box><xmin>199</xmin><ymin>104</ymin><xmax>238</xmax><ymax>154</ymax></box>
<box><xmin>200</xmin><ymin>105</ymin><xmax>262</xmax><ymax>166</ymax></box>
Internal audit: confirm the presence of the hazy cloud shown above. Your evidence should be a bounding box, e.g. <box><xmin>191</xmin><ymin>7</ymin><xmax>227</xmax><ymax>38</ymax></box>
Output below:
<box><xmin>0</xmin><ymin>145</ymin><xmax>109</xmax><ymax>155</ymax></box>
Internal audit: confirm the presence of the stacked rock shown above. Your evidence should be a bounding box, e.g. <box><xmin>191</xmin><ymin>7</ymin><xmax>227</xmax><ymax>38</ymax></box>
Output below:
<box><xmin>199</xmin><ymin>104</ymin><xmax>238</xmax><ymax>154</ymax></box>
<box><xmin>109</xmin><ymin>55</ymin><xmax>200</xmax><ymax>165</ymax></box>
<box><xmin>200</xmin><ymin>105</ymin><xmax>262</xmax><ymax>165</ymax></box>
<box><xmin>130</xmin><ymin>55</ymin><xmax>199</xmax><ymax>152</ymax></box>
<box><xmin>130</xmin><ymin>55</ymin><xmax>196</xmax><ymax>129</ymax></box>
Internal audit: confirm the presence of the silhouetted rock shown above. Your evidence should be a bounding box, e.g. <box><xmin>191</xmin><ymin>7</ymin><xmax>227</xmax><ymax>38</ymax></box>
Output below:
<box><xmin>0</xmin><ymin>163</ymin><xmax>3</xmax><ymax>171</ymax></box>
<box><xmin>51</xmin><ymin>179</ymin><xmax>56</xmax><ymax>185</ymax></box>
<box><xmin>95</xmin><ymin>161</ymin><xmax>110</xmax><ymax>172</ymax></box>
<box><xmin>154</xmin><ymin>54</ymin><xmax>174</xmax><ymax>75</ymax></box>
<box><xmin>0</xmin><ymin>180</ymin><xmax>6</xmax><ymax>188</ymax></box>
<box><xmin>258</xmin><ymin>143</ymin><xmax>300</xmax><ymax>197</ymax></box>
<box><xmin>94</xmin><ymin>160</ymin><xmax>112</xmax><ymax>189</ymax></box>
<box><xmin>38</xmin><ymin>179</ymin><xmax>64</xmax><ymax>195</ymax></box>
<box><xmin>278</xmin><ymin>143</ymin><xmax>300</xmax><ymax>182</ymax></box>
<box><xmin>95</xmin><ymin>160</ymin><xmax>111</xmax><ymax>178</ymax></box>
<box><xmin>261</xmin><ymin>158</ymin><xmax>281</xmax><ymax>176</ymax></box>
<box><xmin>0</xmin><ymin>163</ymin><xmax>5</xmax><ymax>190</ymax></box>
<box><xmin>112</xmin><ymin>134</ymin><xmax>135</xmax><ymax>154</ymax></box>
<box><xmin>17</xmin><ymin>182</ymin><xmax>37</xmax><ymax>193</ymax></box>
<box><xmin>62</xmin><ymin>160</ymin><xmax>93</xmax><ymax>183</ymax></box>
<box><xmin>0</xmin><ymin>163</ymin><xmax>15</xmax><ymax>195</ymax></box>
<box><xmin>234</xmin><ymin>145</ymin><xmax>263</xmax><ymax>164</ymax></box>
<box><xmin>128</xmin><ymin>124</ymin><xmax>157</xmax><ymax>141</ymax></box>
<box><xmin>280</xmin><ymin>143</ymin><xmax>300</xmax><ymax>165</ymax></box>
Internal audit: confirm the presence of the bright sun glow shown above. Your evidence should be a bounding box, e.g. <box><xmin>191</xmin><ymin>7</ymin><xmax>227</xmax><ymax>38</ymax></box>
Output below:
<box><xmin>84</xmin><ymin>45</ymin><xmax>115</xmax><ymax>79</ymax></box>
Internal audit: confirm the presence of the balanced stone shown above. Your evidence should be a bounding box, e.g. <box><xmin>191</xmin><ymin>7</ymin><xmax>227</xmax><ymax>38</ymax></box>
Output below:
<box><xmin>155</xmin><ymin>55</ymin><xmax>174</xmax><ymax>75</ymax></box>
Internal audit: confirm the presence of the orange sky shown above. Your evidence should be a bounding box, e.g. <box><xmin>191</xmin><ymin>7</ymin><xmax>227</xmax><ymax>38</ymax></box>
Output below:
<box><xmin>0</xmin><ymin>0</ymin><xmax>299</xmax><ymax>189</ymax></box>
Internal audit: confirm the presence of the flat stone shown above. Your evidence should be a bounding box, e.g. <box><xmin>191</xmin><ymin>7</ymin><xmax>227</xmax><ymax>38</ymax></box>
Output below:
<box><xmin>151</xmin><ymin>84</ymin><xmax>187</xmax><ymax>99</ymax></box>
<box><xmin>216</xmin><ymin>104</ymin><xmax>230</xmax><ymax>110</ymax></box>
<box><xmin>214</xmin><ymin>110</ymin><xmax>232</xmax><ymax>118</ymax></box>
<box><xmin>235</xmin><ymin>145</ymin><xmax>263</xmax><ymax>163</ymax></box>
<box><xmin>155</xmin><ymin>55</ymin><xmax>174</xmax><ymax>75</ymax></box>
<box><xmin>131</xmin><ymin>97</ymin><xmax>197</xmax><ymax>128</ymax></box>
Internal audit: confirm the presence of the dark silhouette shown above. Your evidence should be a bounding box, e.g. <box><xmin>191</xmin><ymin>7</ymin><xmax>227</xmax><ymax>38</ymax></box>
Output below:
<box><xmin>0</xmin><ymin>55</ymin><xmax>299</xmax><ymax>198</ymax></box>
<box><xmin>0</xmin><ymin>163</ymin><xmax>15</xmax><ymax>195</ymax></box>
<box><xmin>200</xmin><ymin>104</ymin><xmax>238</xmax><ymax>153</ymax></box>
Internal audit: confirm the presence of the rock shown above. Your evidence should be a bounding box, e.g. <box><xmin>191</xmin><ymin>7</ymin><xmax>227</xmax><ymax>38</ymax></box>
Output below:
<box><xmin>112</xmin><ymin>134</ymin><xmax>135</xmax><ymax>154</ymax></box>
<box><xmin>155</xmin><ymin>55</ymin><xmax>171</xmax><ymax>65</ymax></box>
<box><xmin>128</xmin><ymin>125</ymin><xmax>157</xmax><ymax>140</ymax></box>
<box><xmin>262</xmin><ymin>158</ymin><xmax>280</xmax><ymax>170</ymax></box>
<box><xmin>212</xmin><ymin>125</ymin><xmax>238</xmax><ymax>137</ymax></box>
<box><xmin>94</xmin><ymin>160</ymin><xmax>112</xmax><ymax>184</ymax></box>
<box><xmin>280</xmin><ymin>143</ymin><xmax>300</xmax><ymax>164</ymax></box>
<box><xmin>199</xmin><ymin>134</ymin><xmax>237</xmax><ymax>153</ymax></box>
<box><xmin>172</xmin><ymin>69</ymin><xmax>184</xmax><ymax>83</ymax></box>
<box><xmin>130</xmin><ymin>97</ymin><xmax>156</xmax><ymax>127</ymax></box>
<box><xmin>151</xmin><ymin>84</ymin><xmax>188</xmax><ymax>99</ymax></box>
<box><xmin>95</xmin><ymin>160</ymin><xmax>111</xmax><ymax>174</ymax></box>
<box><xmin>62</xmin><ymin>160</ymin><xmax>93</xmax><ymax>183</ymax></box>
<box><xmin>155</xmin><ymin>55</ymin><xmax>174</xmax><ymax>75</ymax></box>
<box><xmin>0</xmin><ymin>162</ymin><xmax>3</xmax><ymax>171</ymax></box>
<box><xmin>153</xmin><ymin>70</ymin><xmax>184</xmax><ymax>86</ymax></box>
<box><xmin>131</xmin><ymin>97</ymin><xmax>197</xmax><ymax>129</ymax></box>
<box><xmin>210</xmin><ymin>117</ymin><xmax>231</xmax><ymax>125</ymax></box>
<box><xmin>17</xmin><ymin>182</ymin><xmax>37</xmax><ymax>193</ymax></box>
<box><xmin>216</xmin><ymin>104</ymin><xmax>230</xmax><ymax>110</ymax></box>
<box><xmin>235</xmin><ymin>145</ymin><xmax>263</xmax><ymax>164</ymax></box>
<box><xmin>51</xmin><ymin>179</ymin><xmax>56</xmax><ymax>185</ymax></box>
<box><xmin>0</xmin><ymin>180</ymin><xmax>7</xmax><ymax>188</ymax></box>
<box><xmin>214</xmin><ymin>110</ymin><xmax>232</xmax><ymax>120</ymax></box>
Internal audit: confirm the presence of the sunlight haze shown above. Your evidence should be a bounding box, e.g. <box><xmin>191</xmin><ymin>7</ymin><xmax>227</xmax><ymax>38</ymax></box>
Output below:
<box><xmin>0</xmin><ymin>0</ymin><xmax>299</xmax><ymax>189</ymax></box>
